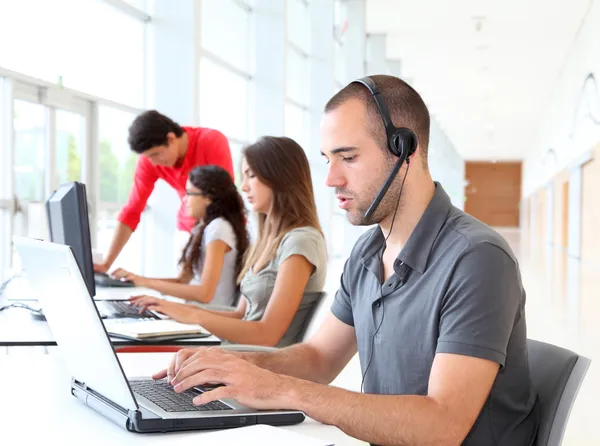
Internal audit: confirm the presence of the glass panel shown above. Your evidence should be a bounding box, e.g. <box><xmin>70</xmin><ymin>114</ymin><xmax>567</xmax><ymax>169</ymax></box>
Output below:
<box><xmin>97</xmin><ymin>106</ymin><xmax>137</xmax><ymax>206</ymax></box>
<box><xmin>201</xmin><ymin>0</ymin><xmax>251</xmax><ymax>73</ymax></box>
<box><xmin>13</xmin><ymin>100</ymin><xmax>45</xmax><ymax>202</ymax></box>
<box><xmin>286</xmin><ymin>49</ymin><xmax>309</xmax><ymax>105</ymax></box>
<box><xmin>0</xmin><ymin>77</ymin><xmax>8</xmax><ymax>279</ymax></box>
<box><xmin>97</xmin><ymin>208</ymin><xmax>144</xmax><ymax>274</ymax></box>
<box><xmin>286</xmin><ymin>0</ymin><xmax>310</xmax><ymax>53</ymax></box>
<box><xmin>96</xmin><ymin>106</ymin><xmax>142</xmax><ymax>273</ymax></box>
<box><xmin>284</xmin><ymin>102</ymin><xmax>308</xmax><ymax>151</ymax></box>
<box><xmin>228</xmin><ymin>141</ymin><xmax>245</xmax><ymax>188</ymax></box>
<box><xmin>0</xmin><ymin>0</ymin><xmax>145</xmax><ymax>107</ymax></box>
<box><xmin>199</xmin><ymin>58</ymin><xmax>249</xmax><ymax>141</ymax></box>
<box><xmin>55</xmin><ymin>110</ymin><xmax>85</xmax><ymax>186</ymax></box>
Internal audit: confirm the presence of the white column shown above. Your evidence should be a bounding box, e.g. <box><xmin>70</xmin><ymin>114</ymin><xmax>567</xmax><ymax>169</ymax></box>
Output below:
<box><xmin>341</xmin><ymin>0</ymin><xmax>367</xmax><ymax>257</ymax></box>
<box><xmin>252</xmin><ymin>1</ymin><xmax>286</xmax><ymax>139</ymax></box>
<box><xmin>308</xmin><ymin>0</ymin><xmax>335</xmax><ymax>255</ymax></box>
<box><xmin>343</xmin><ymin>0</ymin><xmax>367</xmax><ymax>83</ymax></box>
<box><xmin>144</xmin><ymin>0</ymin><xmax>197</xmax><ymax>276</ymax></box>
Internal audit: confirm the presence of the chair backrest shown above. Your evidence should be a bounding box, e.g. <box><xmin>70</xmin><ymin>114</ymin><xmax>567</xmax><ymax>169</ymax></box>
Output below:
<box><xmin>527</xmin><ymin>339</ymin><xmax>591</xmax><ymax>446</ymax></box>
<box><xmin>298</xmin><ymin>292</ymin><xmax>329</xmax><ymax>342</ymax></box>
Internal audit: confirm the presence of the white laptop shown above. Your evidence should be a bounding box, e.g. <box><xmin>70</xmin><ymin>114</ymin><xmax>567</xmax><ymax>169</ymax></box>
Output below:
<box><xmin>14</xmin><ymin>237</ymin><xmax>305</xmax><ymax>433</ymax></box>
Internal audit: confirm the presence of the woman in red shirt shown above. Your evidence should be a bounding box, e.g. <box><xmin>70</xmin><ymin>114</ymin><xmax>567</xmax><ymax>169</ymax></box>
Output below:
<box><xmin>94</xmin><ymin>110</ymin><xmax>234</xmax><ymax>274</ymax></box>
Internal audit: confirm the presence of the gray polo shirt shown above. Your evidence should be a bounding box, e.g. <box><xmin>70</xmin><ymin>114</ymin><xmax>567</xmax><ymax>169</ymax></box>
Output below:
<box><xmin>332</xmin><ymin>183</ymin><xmax>539</xmax><ymax>445</ymax></box>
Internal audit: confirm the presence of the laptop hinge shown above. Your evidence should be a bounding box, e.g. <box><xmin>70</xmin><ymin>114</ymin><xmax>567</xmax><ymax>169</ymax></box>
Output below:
<box><xmin>72</xmin><ymin>378</ymin><xmax>141</xmax><ymax>431</ymax></box>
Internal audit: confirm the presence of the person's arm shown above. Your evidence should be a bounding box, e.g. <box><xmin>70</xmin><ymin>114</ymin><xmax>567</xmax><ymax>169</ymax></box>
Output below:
<box><xmin>129</xmin><ymin>295</ymin><xmax>247</xmax><ymax>322</ymax></box>
<box><xmin>166</xmin><ymin>344</ymin><xmax>498</xmax><ymax>445</ymax></box>
<box><xmin>284</xmin><ymin>353</ymin><xmax>499</xmax><ymax>445</ymax></box>
<box><xmin>238</xmin><ymin>312</ymin><xmax>357</xmax><ymax>383</ymax></box>
<box><xmin>94</xmin><ymin>223</ymin><xmax>132</xmax><ymax>273</ymax></box>
<box><xmin>144</xmin><ymin>254</ymin><xmax>313</xmax><ymax>346</ymax></box>
<box><xmin>95</xmin><ymin>158</ymin><xmax>157</xmax><ymax>272</ymax></box>
<box><xmin>120</xmin><ymin>240</ymin><xmax>230</xmax><ymax>303</ymax></box>
<box><xmin>112</xmin><ymin>265</ymin><xmax>194</xmax><ymax>286</ymax></box>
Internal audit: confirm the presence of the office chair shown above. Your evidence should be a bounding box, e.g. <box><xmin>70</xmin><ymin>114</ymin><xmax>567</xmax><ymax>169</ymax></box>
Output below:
<box><xmin>527</xmin><ymin>339</ymin><xmax>591</xmax><ymax>446</ymax></box>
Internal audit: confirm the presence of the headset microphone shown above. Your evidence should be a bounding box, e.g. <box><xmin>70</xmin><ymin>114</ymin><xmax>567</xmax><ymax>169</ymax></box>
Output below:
<box><xmin>363</xmin><ymin>155</ymin><xmax>407</xmax><ymax>220</ymax></box>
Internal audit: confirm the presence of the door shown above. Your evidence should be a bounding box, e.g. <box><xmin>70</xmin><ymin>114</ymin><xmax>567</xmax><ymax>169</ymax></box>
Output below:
<box><xmin>465</xmin><ymin>162</ymin><xmax>522</xmax><ymax>227</ymax></box>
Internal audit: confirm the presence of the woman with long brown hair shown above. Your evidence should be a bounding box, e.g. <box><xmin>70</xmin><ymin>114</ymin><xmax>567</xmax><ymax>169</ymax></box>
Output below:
<box><xmin>131</xmin><ymin>136</ymin><xmax>328</xmax><ymax>347</ymax></box>
<box><xmin>113</xmin><ymin>165</ymin><xmax>249</xmax><ymax>307</ymax></box>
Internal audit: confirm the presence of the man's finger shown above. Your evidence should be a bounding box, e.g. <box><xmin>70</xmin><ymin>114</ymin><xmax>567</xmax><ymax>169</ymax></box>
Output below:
<box><xmin>174</xmin><ymin>369</ymin><xmax>230</xmax><ymax>394</ymax></box>
<box><xmin>193</xmin><ymin>385</ymin><xmax>235</xmax><ymax>406</ymax></box>
<box><xmin>174</xmin><ymin>353</ymin><xmax>237</xmax><ymax>386</ymax></box>
<box><xmin>152</xmin><ymin>368</ymin><xmax>168</xmax><ymax>380</ymax></box>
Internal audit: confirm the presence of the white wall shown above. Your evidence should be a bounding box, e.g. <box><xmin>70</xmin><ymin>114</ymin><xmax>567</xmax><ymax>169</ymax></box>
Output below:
<box><xmin>429</xmin><ymin>118</ymin><xmax>465</xmax><ymax>209</ymax></box>
<box><xmin>523</xmin><ymin>0</ymin><xmax>600</xmax><ymax>196</ymax></box>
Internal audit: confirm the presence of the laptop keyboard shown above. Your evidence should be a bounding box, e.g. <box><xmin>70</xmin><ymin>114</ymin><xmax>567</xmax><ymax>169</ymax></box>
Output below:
<box><xmin>130</xmin><ymin>380</ymin><xmax>232</xmax><ymax>412</ymax></box>
<box><xmin>97</xmin><ymin>300</ymin><xmax>158</xmax><ymax>319</ymax></box>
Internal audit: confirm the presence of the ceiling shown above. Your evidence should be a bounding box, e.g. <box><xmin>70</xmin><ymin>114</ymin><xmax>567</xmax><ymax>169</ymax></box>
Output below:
<box><xmin>365</xmin><ymin>0</ymin><xmax>592</xmax><ymax>161</ymax></box>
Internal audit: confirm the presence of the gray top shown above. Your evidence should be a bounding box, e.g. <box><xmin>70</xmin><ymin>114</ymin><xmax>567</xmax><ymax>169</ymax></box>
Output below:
<box><xmin>239</xmin><ymin>226</ymin><xmax>327</xmax><ymax>347</ymax></box>
<box><xmin>332</xmin><ymin>183</ymin><xmax>539</xmax><ymax>446</ymax></box>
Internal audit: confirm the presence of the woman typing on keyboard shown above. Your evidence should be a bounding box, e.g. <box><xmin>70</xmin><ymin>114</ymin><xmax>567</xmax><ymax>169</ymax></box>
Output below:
<box><xmin>112</xmin><ymin>165</ymin><xmax>250</xmax><ymax>308</ymax></box>
<box><xmin>128</xmin><ymin>137</ymin><xmax>327</xmax><ymax>347</ymax></box>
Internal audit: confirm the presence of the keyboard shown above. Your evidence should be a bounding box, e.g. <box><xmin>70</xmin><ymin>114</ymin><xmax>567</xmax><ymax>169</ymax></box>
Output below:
<box><xmin>94</xmin><ymin>272</ymin><xmax>135</xmax><ymax>288</ymax></box>
<box><xmin>96</xmin><ymin>300</ymin><xmax>159</xmax><ymax>319</ymax></box>
<box><xmin>130</xmin><ymin>380</ymin><xmax>232</xmax><ymax>412</ymax></box>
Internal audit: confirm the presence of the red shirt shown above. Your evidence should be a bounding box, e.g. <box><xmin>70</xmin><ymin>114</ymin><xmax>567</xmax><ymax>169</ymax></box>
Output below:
<box><xmin>118</xmin><ymin>127</ymin><xmax>234</xmax><ymax>232</ymax></box>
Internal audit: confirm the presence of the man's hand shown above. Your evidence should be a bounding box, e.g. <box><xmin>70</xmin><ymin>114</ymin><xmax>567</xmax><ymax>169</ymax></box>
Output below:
<box><xmin>112</xmin><ymin>268</ymin><xmax>147</xmax><ymax>287</ymax></box>
<box><xmin>129</xmin><ymin>295</ymin><xmax>200</xmax><ymax>324</ymax></box>
<box><xmin>152</xmin><ymin>348</ymin><xmax>204</xmax><ymax>384</ymax></box>
<box><xmin>169</xmin><ymin>348</ymin><xmax>295</xmax><ymax>410</ymax></box>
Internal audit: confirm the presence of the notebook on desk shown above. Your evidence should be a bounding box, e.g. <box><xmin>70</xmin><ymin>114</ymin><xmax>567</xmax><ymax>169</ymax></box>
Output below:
<box><xmin>14</xmin><ymin>237</ymin><xmax>305</xmax><ymax>433</ymax></box>
<box><xmin>105</xmin><ymin>319</ymin><xmax>211</xmax><ymax>341</ymax></box>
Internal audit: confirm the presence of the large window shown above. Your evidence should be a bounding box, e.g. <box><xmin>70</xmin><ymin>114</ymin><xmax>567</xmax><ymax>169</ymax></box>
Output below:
<box><xmin>0</xmin><ymin>0</ymin><xmax>146</xmax><ymax>107</ymax></box>
<box><xmin>96</xmin><ymin>105</ymin><xmax>143</xmax><ymax>272</ymax></box>
<box><xmin>199</xmin><ymin>0</ymin><xmax>254</xmax><ymax>168</ymax></box>
<box><xmin>13</xmin><ymin>100</ymin><xmax>46</xmax><ymax>202</ymax></box>
<box><xmin>285</xmin><ymin>0</ymin><xmax>311</xmax><ymax>152</ymax></box>
<box><xmin>333</xmin><ymin>0</ymin><xmax>347</xmax><ymax>90</ymax></box>
<box><xmin>55</xmin><ymin>110</ymin><xmax>85</xmax><ymax>186</ymax></box>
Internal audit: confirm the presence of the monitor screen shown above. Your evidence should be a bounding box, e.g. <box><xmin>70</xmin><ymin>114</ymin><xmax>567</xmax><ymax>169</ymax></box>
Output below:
<box><xmin>46</xmin><ymin>181</ymin><xmax>96</xmax><ymax>298</ymax></box>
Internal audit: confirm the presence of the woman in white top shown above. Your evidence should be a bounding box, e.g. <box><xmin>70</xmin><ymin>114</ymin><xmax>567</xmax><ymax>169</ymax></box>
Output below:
<box><xmin>132</xmin><ymin>136</ymin><xmax>327</xmax><ymax>347</ymax></box>
<box><xmin>112</xmin><ymin>165</ymin><xmax>249</xmax><ymax>307</ymax></box>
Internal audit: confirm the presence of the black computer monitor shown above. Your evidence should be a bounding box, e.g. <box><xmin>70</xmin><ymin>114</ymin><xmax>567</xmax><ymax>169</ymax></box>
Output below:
<box><xmin>46</xmin><ymin>181</ymin><xmax>96</xmax><ymax>298</ymax></box>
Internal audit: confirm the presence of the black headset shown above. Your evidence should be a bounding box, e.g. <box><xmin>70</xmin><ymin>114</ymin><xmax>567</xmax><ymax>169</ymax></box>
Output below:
<box><xmin>351</xmin><ymin>76</ymin><xmax>418</xmax><ymax>219</ymax></box>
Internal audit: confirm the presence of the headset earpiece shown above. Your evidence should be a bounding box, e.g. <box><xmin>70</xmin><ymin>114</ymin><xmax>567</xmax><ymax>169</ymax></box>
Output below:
<box><xmin>390</xmin><ymin>128</ymin><xmax>417</xmax><ymax>159</ymax></box>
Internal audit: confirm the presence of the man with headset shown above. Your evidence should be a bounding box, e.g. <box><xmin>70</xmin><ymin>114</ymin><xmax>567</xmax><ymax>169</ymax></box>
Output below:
<box><xmin>154</xmin><ymin>75</ymin><xmax>539</xmax><ymax>445</ymax></box>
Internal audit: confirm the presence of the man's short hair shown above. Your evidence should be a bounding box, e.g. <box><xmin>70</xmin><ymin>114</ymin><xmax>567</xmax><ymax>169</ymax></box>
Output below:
<box><xmin>128</xmin><ymin>110</ymin><xmax>184</xmax><ymax>154</ymax></box>
<box><xmin>324</xmin><ymin>75</ymin><xmax>430</xmax><ymax>165</ymax></box>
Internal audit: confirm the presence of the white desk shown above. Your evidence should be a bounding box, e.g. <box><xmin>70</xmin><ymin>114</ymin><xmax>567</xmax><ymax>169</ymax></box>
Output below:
<box><xmin>0</xmin><ymin>353</ymin><xmax>366</xmax><ymax>445</ymax></box>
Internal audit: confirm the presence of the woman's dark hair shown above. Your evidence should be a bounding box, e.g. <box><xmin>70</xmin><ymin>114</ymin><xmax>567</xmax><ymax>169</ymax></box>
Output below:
<box><xmin>128</xmin><ymin>110</ymin><xmax>184</xmax><ymax>154</ymax></box>
<box><xmin>178</xmin><ymin>165</ymin><xmax>250</xmax><ymax>282</ymax></box>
